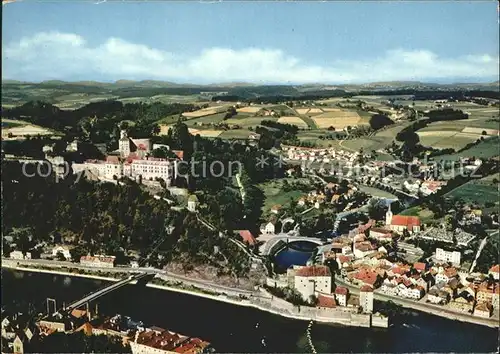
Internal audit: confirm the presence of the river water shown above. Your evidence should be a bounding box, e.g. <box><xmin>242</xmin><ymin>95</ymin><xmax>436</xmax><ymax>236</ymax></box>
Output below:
<box><xmin>2</xmin><ymin>269</ymin><xmax>498</xmax><ymax>353</ymax></box>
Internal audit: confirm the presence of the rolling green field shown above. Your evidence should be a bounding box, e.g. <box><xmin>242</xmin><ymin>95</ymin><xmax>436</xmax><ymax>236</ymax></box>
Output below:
<box><xmin>446</xmin><ymin>174</ymin><xmax>499</xmax><ymax>206</ymax></box>
<box><xmin>185</xmin><ymin>112</ymin><xmax>230</xmax><ymax>126</ymax></box>
<box><xmin>258</xmin><ymin>180</ymin><xmax>305</xmax><ymax>214</ymax></box>
<box><xmin>433</xmin><ymin>136</ymin><xmax>500</xmax><ymax>161</ymax></box>
<box><xmin>224</xmin><ymin>115</ymin><xmax>275</xmax><ymax>128</ymax></box>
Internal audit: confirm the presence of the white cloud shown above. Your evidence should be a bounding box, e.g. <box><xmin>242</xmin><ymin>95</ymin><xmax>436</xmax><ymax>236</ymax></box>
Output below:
<box><xmin>3</xmin><ymin>31</ymin><xmax>498</xmax><ymax>83</ymax></box>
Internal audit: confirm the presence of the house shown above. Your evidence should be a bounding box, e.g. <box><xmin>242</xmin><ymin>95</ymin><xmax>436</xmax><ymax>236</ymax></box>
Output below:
<box><xmin>353</xmin><ymin>241</ymin><xmax>376</xmax><ymax>259</ymax></box>
<box><xmin>407</xmin><ymin>285</ymin><xmax>425</xmax><ymax>299</ymax></box>
<box><xmin>385</xmin><ymin>204</ymin><xmax>420</xmax><ymax>233</ymax></box>
<box><xmin>435</xmin><ymin>267</ymin><xmax>458</xmax><ymax>284</ymax></box>
<box><xmin>353</xmin><ymin>269</ymin><xmax>380</xmax><ymax>288</ymax></box>
<box><xmin>260</xmin><ymin>221</ymin><xmax>276</xmax><ymax>234</ymax></box>
<box><xmin>334</xmin><ymin>286</ymin><xmax>349</xmax><ymax>306</ymax></box>
<box><xmin>294</xmin><ymin>265</ymin><xmax>332</xmax><ymax>301</ymax></box>
<box><xmin>413</xmin><ymin>262</ymin><xmax>427</xmax><ymax>273</ymax></box>
<box><xmin>336</xmin><ymin>254</ymin><xmax>353</xmax><ymax>269</ymax></box>
<box><xmin>488</xmin><ymin>265</ymin><xmax>499</xmax><ymax>280</ymax></box>
<box><xmin>381</xmin><ymin>283</ymin><xmax>398</xmax><ymax>296</ymax></box>
<box><xmin>427</xmin><ymin>287</ymin><xmax>450</xmax><ymax>304</ymax></box>
<box><xmin>435</xmin><ymin>248</ymin><xmax>461</xmax><ymax>266</ymax></box>
<box><xmin>359</xmin><ymin>285</ymin><xmax>374</xmax><ymax>313</ymax></box>
<box><xmin>52</xmin><ymin>245</ymin><xmax>71</xmax><ymax>260</ymax></box>
<box><xmin>317</xmin><ymin>294</ymin><xmax>337</xmax><ymax>309</ymax></box>
<box><xmin>270</xmin><ymin>205</ymin><xmax>282</xmax><ymax>214</ymax></box>
<box><xmin>9</xmin><ymin>251</ymin><xmax>31</xmax><ymax>260</ymax></box>
<box><xmin>449</xmin><ymin>294</ymin><xmax>474</xmax><ymax>313</ymax></box>
<box><xmin>473</xmin><ymin>301</ymin><xmax>492</xmax><ymax>318</ymax></box>
<box><xmin>187</xmin><ymin>195</ymin><xmax>199</xmax><ymax>212</ymax></box>
<box><xmin>369</xmin><ymin>228</ymin><xmax>393</xmax><ymax>242</ymax></box>
<box><xmin>297</xmin><ymin>197</ymin><xmax>306</xmax><ymax>207</ymax></box>
<box><xmin>238</xmin><ymin>230</ymin><xmax>256</xmax><ymax>246</ymax></box>
<box><xmin>80</xmin><ymin>255</ymin><xmax>115</xmax><ymax>268</ymax></box>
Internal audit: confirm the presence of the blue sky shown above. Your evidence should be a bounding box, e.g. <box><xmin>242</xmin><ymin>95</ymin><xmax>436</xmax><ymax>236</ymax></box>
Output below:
<box><xmin>2</xmin><ymin>1</ymin><xmax>499</xmax><ymax>84</ymax></box>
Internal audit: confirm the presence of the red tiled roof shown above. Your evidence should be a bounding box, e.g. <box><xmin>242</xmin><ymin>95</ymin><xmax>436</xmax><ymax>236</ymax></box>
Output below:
<box><xmin>390</xmin><ymin>215</ymin><xmax>421</xmax><ymax>227</ymax></box>
<box><xmin>444</xmin><ymin>267</ymin><xmax>458</xmax><ymax>278</ymax></box>
<box><xmin>295</xmin><ymin>265</ymin><xmax>331</xmax><ymax>277</ymax></box>
<box><xmin>360</xmin><ymin>285</ymin><xmax>373</xmax><ymax>292</ymax></box>
<box><xmin>354</xmin><ymin>269</ymin><xmax>378</xmax><ymax>286</ymax></box>
<box><xmin>317</xmin><ymin>294</ymin><xmax>336</xmax><ymax>308</ymax></box>
<box><xmin>334</xmin><ymin>286</ymin><xmax>348</xmax><ymax>295</ymax></box>
<box><xmin>489</xmin><ymin>264</ymin><xmax>499</xmax><ymax>273</ymax></box>
<box><xmin>80</xmin><ymin>255</ymin><xmax>115</xmax><ymax>263</ymax></box>
<box><xmin>106</xmin><ymin>155</ymin><xmax>120</xmax><ymax>164</ymax></box>
<box><xmin>337</xmin><ymin>255</ymin><xmax>352</xmax><ymax>264</ymax></box>
<box><xmin>239</xmin><ymin>230</ymin><xmax>256</xmax><ymax>245</ymax></box>
<box><xmin>414</xmin><ymin>262</ymin><xmax>427</xmax><ymax>272</ymax></box>
<box><xmin>172</xmin><ymin>150</ymin><xmax>184</xmax><ymax>160</ymax></box>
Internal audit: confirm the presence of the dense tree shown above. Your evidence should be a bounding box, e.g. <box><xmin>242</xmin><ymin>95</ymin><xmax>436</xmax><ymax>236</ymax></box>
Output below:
<box><xmin>369</xmin><ymin>114</ymin><xmax>394</xmax><ymax>130</ymax></box>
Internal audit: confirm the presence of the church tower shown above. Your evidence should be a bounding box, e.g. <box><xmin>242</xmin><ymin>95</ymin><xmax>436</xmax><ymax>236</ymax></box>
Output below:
<box><xmin>385</xmin><ymin>202</ymin><xmax>393</xmax><ymax>226</ymax></box>
<box><xmin>118</xmin><ymin>130</ymin><xmax>130</xmax><ymax>158</ymax></box>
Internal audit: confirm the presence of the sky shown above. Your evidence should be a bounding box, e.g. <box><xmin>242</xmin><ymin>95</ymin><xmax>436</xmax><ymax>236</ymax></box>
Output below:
<box><xmin>2</xmin><ymin>1</ymin><xmax>499</xmax><ymax>84</ymax></box>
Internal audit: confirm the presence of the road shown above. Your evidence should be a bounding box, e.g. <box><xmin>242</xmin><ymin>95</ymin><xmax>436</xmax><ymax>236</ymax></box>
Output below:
<box><xmin>2</xmin><ymin>258</ymin><xmax>257</xmax><ymax>295</ymax></box>
<box><xmin>469</xmin><ymin>230</ymin><xmax>496</xmax><ymax>273</ymax></box>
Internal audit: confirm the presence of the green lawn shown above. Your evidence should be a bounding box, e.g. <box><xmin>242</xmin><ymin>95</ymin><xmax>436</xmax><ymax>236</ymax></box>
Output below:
<box><xmin>400</xmin><ymin>206</ymin><xmax>435</xmax><ymax>223</ymax></box>
<box><xmin>358</xmin><ymin>185</ymin><xmax>397</xmax><ymax>199</ymax></box>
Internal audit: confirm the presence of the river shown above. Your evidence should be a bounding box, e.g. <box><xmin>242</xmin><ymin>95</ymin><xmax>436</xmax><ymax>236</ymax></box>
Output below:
<box><xmin>2</xmin><ymin>269</ymin><xmax>498</xmax><ymax>353</ymax></box>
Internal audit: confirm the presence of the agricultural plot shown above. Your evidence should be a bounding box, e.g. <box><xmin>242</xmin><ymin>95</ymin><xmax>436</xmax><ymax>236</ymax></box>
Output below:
<box><xmin>182</xmin><ymin>109</ymin><xmax>218</xmax><ymax>118</ymax></box>
<box><xmin>225</xmin><ymin>116</ymin><xmax>276</xmax><ymax>128</ymax></box>
<box><xmin>159</xmin><ymin>124</ymin><xmax>223</xmax><ymax>138</ymax></box>
<box><xmin>237</xmin><ymin>106</ymin><xmax>262</xmax><ymax>114</ymax></box>
<box><xmin>277</xmin><ymin>116</ymin><xmax>308</xmax><ymax>128</ymax></box>
<box><xmin>185</xmin><ymin>113</ymin><xmax>228</xmax><ymax>126</ymax></box>
<box><xmin>339</xmin><ymin>137</ymin><xmax>387</xmax><ymax>152</ymax></box>
<box><xmin>2</xmin><ymin>123</ymin><xmax>57</xmax><ymax>139</ymax></box>
<box><xmin>218</xmin><ymin>130</ymin><xmax>255</xmax><ymax>140</ymax></box>
<box><xmin>311</xmin><ymin>110</ymin><xmax>361</xmax><ymax>129</ymax></box>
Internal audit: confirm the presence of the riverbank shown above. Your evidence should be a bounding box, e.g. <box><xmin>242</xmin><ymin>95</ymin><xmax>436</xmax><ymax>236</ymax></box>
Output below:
<box><xmin>334</xmin><ymin>277</ymin><xmax>499</xmax><ymax>329</ymax></box>
<box><xmin>1</xmin><ymin>262</ymin><xmax>380</xmax><ymax>328</ymax></box>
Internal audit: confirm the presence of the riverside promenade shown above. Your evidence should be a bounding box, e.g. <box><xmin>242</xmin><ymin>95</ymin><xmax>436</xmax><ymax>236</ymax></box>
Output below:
<box><xmin>2</xmin><ymin>259</ymin><xmax>379</xmax><ymax>328</ymax></box>
<box><xmin>335</xmin><ymin>277</ymin><xmax>499</xmax><ymax>328</ymax></box>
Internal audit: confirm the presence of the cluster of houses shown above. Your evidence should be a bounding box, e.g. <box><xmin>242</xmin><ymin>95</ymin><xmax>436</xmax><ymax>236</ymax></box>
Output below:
<box><xmin>311</xmin><ymin>217</ymin><xmax>499</xmax><ymax>319</ymax></box>
<box><xmin>403</xmin><ymin>179</ymin><xmax>447</xmax><ymax>196</ymax></box>
<box><xmin>282</xmin><ymin>145</ymin><xmax>364</xmax><ymax>166</ymax></box>
<box><xmin>269</xmin><ymin>264</ymin><xmax>376</xmax><ymax>316</ymax></box>
<box><xmin>33</xmin><ymin>308</ymin><xmax>212</xmax><ymax>354</ymax></box>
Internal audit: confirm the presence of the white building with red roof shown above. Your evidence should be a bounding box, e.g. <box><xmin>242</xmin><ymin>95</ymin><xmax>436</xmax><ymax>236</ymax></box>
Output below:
<box><xmin>385</xmin><ymin>203</ymin><xmax>421</xmax><ymax>234</ymax></box>
<box><xmin>80</xmin><ymin>255</ymin><xmax>115</xmax><ymax>268</ymax></box>
<box><xmin>359</xmin><ymin>285</ymin><xmax>374</xmax><ymax>313</ymax></box>
<box><xmin>293</xmin><ymin>265</ymin><xmax>332</xmax><ymax>301</ymax></box>
<box><xmin>334</xmin><ymin>286</ymin><xmax>349</xmax><ymax>306</ymax></box>
<box><xmin>488</xmin><ymin>264</ymin><xmax>499</xmax><ymax>280</ymax></box>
